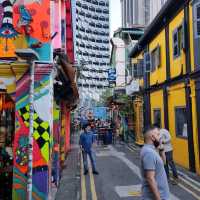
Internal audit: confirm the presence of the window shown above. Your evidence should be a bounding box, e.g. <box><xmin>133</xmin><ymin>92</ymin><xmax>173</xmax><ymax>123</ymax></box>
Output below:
<box><xmin>173</xmin><ymin>25</ymin><xmax>184</xmax><ymax>58</ymax></box>
<box><xmin>175</xmin><ymin>107</ymin><xmax>188</xmax><ymax>138</ymax></box>
<box><xmin>151</xmin><ymin>46</ymin><xmax>160</xmax><ymax>72</ymax></box>
<box><xmin>133</xmin><ymin>63</ymin><xmax>138</xmax><ymax>78</ymax></box>
<box><xmin>194</xmin><ymin>3</ymin><xmax>200</xmax><ymax>38</ymax></box>
<box><xmin>153</xmin><ymin>109</ymin><xmax>161</xmax><ymax>127</ymax></box>
<box><xmin>144</xmin><ymin>52</ymin><xmax>151</xmax><ymax>72</ymax></box>
<box><xmin>193</xmin><ymin>3</ymin><xmax>200</xmax><ymax>68</ymax></box>
<box><xmin>137</xmin><ymin>59</ymin><xmax>144</xmax><ymax>78</ymax></box>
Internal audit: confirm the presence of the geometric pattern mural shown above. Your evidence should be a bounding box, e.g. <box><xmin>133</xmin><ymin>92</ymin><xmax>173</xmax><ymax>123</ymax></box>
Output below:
<box><xmin>19</xmin><ymin>105</ymin><xmax>50</xmax><ymax>162</ymax></box>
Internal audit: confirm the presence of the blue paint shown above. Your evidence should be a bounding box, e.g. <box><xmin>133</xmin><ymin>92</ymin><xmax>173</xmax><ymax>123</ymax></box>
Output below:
<box><xmin>26</xmin><ymin>36</ymin><xmax>51</xmax><ymax>61</ymax></box>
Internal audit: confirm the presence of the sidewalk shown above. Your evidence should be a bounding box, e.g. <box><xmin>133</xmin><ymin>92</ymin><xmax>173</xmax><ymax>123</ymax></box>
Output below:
<box><xmin>55</xmin><ymin>134</ymin><xmax>81</xmax><ymax>200</ymax></box>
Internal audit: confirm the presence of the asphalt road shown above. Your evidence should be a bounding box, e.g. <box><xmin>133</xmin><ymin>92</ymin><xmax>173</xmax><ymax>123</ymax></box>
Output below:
<box><xmin>81</xmin><ymin>143</ymin><xmax>200</xmax><ymax>200</ymax></box>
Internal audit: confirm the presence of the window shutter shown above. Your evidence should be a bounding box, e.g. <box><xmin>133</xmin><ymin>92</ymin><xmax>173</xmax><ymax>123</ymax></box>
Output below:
<box><xmin>141</xmin><ymin>59</ymin><xmax>144</xmax><ymax>77</ymax></box>
<box><xmin>182</xmin><ymin>20</ymin><xmax>186</xmax><ymax>50</ymax></box>
<box><xmin>137</xmin><ymin>59</ymin><xmax>144</xmax><ymax>78</ymax></box>
<box><xmin>144</xmin><ymin>52</ymin><xmax>151</xmax><ymax>72</ymax></box>
<box><xmin>173</xmin><ymin>29</ymin><xmax>178</xmax><ymax>58</ymax></box>
<box><xmin>133</xmin><ymin>63</ymin><xmax>138</xmax><ymax>78</ymax></box>
<box><xmin>157</xmin><ymin>45</ymin><xmax>161</xmax><ymax>68</ymax></box>
<box><xmin>195</xmin><ymin>4</ymin><xmax>200</xmax><ymax>38</ymax></box>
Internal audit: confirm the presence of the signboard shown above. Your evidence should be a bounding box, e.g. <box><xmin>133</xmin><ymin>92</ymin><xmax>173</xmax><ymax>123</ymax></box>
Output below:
<box><xmin>93</xmin><ymin>107</ymin><xmax>108</xmax><ymax>120</ymax></box>
<box><xmin>108</xmin><ymin>68</ymin><xmax>116</xmax><ymax>81</ymax></box>
<box><xmin>126</xmin><ymin>80</ymin><xmax>140</xmax><ymax>95</ymax></box>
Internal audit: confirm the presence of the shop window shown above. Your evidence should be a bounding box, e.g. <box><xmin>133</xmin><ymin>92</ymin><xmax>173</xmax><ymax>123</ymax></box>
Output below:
<box><xmin>0</xmin><ymin>93</ymin><xmax>15</xmax><ymax>199</ymax></box>
<box><xmin>153</xmin><ymin>109</ymin><xmax>161</xmax><ymax>127</ymax></box>
<box><xmin>175</xmin><ymin>107</ymin><xmax>188</xmax><ymax>138</ymax></box>
<box><xmin>151</xmin><ymin>45</ymin><xmax>160</xmax><ymax>72</ymax></box>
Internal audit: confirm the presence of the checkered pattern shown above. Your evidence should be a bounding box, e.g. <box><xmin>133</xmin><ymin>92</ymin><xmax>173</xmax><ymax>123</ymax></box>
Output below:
<box><xmin>19</xmin><ymin>105</ymin><xmax>50</xmax><ymax>149</ymax></box>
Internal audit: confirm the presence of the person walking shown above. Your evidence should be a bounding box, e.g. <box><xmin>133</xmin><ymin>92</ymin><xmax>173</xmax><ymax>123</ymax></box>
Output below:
<box><xmin>157</xmin><ymin>125</ymin><xmax>179</xmax><ymax>183</ymax></box>
<box><xmin>140</xmin><ymin>126</ymin><xmax>170</xmax><ymax>200</ymax></box>
<box><xmin>79</xmin><ymin>123</ymin><xmax>99</xmax><ymax>175</ymax></box>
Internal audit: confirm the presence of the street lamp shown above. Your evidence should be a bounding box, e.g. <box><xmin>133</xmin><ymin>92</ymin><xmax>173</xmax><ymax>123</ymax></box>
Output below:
<box><xmin>15</xmin><ymin>49</ymin><xmax>39</xmax><ymax>200</ymax></box>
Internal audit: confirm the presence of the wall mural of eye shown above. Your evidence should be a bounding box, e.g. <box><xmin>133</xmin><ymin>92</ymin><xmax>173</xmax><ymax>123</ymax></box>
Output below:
<box><xmin>0</xmin><ymin>25</ymin><xmax>18</xmax><ymax>38</ymax></box>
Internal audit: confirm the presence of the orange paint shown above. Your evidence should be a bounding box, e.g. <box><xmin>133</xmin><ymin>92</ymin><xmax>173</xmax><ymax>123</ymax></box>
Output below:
<box><xmin>13</xmin><ymin>0</ymin><xmax>51</xmax><ymax>43</ymax></box>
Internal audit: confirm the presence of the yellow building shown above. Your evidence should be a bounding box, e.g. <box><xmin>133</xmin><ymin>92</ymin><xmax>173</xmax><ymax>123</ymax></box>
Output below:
<box><xmin>129</xmin><ymin>0</ymin><xmax>200</xmax><ymax>174</ymax></box>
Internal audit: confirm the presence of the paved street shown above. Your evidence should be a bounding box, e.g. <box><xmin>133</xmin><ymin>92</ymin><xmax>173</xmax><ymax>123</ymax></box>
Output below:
<box><xmin>56</xmin><ymin>139</ymin><xmax>200</xmax><ymax>200</ymax></box>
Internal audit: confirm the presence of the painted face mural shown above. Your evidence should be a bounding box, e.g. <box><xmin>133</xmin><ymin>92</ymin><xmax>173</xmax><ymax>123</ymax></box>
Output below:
<box><xmin>0</xmin><ymin>0</ymin><xmax>51</xmax><ymax>61</ymax></box>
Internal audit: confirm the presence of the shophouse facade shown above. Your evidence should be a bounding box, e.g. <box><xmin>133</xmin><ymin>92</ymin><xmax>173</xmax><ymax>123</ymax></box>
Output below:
<box><xmin>129</xmin><ymin>0</ymin><xmax>200</xmax><ymax>175</ymax></box>
<box><xmin>0</xmin><ymin>0</ymin><xmax>78</xmax><ymax>199</ymax></box>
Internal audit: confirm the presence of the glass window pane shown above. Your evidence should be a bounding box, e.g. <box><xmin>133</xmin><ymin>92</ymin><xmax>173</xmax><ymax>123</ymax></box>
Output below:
<box><xmin>175</xmin><ymin>107</ymin><xmax>187</xmax><ymax>137</ymax></box>
<box><xmin>154</xmin><ymin>109</ymin><xmax>161</xmax><ymax>127</ymax></box>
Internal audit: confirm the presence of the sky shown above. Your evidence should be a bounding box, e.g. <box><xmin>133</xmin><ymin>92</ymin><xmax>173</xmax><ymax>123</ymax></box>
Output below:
<box><xmin>110</xmin><ymin>0</ymin><xmax>121</xmax><ymax>37</ymax></box>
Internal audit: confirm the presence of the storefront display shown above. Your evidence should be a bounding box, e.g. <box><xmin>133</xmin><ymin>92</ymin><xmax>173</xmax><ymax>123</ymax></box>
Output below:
<box><xmin>0</xmin><ymin>92</ymin><xmax>15</xmax><ymax>200</ymax></box>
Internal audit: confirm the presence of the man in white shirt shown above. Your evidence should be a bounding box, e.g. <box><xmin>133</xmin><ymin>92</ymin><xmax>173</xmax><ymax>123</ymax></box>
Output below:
<box><xmin>154</xmin><ymin>124</ymin><xmax>179</xmax><ymax>182</ymax></box>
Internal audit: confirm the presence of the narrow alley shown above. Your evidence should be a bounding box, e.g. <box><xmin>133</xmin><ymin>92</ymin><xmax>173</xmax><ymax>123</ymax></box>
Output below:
<box><xmin>56</xmin><ymin>134</ymin><xmax>200</xmax><ymax>200</ymax></box>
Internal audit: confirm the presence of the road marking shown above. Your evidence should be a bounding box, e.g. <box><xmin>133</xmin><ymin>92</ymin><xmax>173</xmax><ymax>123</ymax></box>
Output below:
<box><xmin>129</xmin><ymin>144</ymin><xmax>137</xmax><ymax>151</ymax></box>
<box><xmin>127</xmin><ymin>146</ymin><xmax>135</xmax><ymax>153</ymax></box>
<box><xmin>178</xmin><ymin>171</ymin><xmax>200</xmax><ymax>188</ymax></box>
<box><xmin>80</xmin><ymin>153</ymin><xmax>86</xmax><ymax>200</ymax></box>
<box><xmin>88</xmin><ymin>157</ymin><xmax>98</xmax><ymax>200</ymax></box>
<box><xmin>178</xmin><ymin>182</ymin><xmax>200</xmax><ymax>200</ymax></box>
<box><xmin>179</xmin><ymin>176</ymin><xmax>200</xmax><ymax>193</ymax></box>
<box><xmin>115</xmin><ymin>185</ymin><xmax>141</xmax><ymax>197</ymax></box>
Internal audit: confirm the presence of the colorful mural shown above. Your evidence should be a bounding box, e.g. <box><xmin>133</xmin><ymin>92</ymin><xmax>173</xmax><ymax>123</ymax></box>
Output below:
<box><xmin>13</xmin><ymin>65</ymin><xmax>53</xmax><ymax>200</ymax></box>
<box><xmin>52</xmin><ymin>102</ymin><xmax>61</xmax><ymax>186</ymax></box>
<box><xmin>0</xmin><ymin>0</ymin><xmax>51</xmax><ymax>60</ymax></box>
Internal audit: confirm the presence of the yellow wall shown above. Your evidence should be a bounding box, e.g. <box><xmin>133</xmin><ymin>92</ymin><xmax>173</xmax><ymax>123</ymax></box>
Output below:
<box><xmin>150</xmin><ymin>90</ymin><xmax>164</xmax><ymax>128</ymax></box>
<box><xmin>169</xmin><ymin>10</ymin><xmax>186</xmax><ymax>78</ymax></box>
<box><xmin>168</xmin><ymin>83</ymin><xmax>189</xmax><ymax>169</ymax></box>
<box><xmin>149</xmin><ymin>30</ymin><xmax>166</xmax><ymax>86</ymax></box>
<box><xmin>191</xmin><ymin>80</ymin><xmax>200</xmax><ymax>174</ymax></box>
<box><xmin>189</xmin><ymin>4</ymin><xmax>195</xmax><ymax>71</ymax></box>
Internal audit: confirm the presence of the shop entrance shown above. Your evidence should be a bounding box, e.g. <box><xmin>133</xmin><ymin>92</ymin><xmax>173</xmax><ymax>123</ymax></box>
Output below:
<box><xmin>0</xmin><ymin>92</ymin><xmax>15</xmax><ymax>200</ymax></box>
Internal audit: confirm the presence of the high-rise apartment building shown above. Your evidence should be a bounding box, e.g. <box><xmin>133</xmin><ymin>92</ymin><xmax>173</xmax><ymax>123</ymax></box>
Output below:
<box><xmin>121</xmin><ymin>0</ymin><xmax>168</xmax><ymax>27</ymax></box>
<box><xmin>71</xmin><ymin>0</ymin><xmax>110</xmax><ymax>102</ymax></box>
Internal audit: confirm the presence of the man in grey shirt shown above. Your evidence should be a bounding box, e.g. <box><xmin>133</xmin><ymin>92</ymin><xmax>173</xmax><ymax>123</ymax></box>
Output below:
<box><xmin>140</xmin><ymin>126</ymin><xmax>170</xmax><ymax>200</ymax></box>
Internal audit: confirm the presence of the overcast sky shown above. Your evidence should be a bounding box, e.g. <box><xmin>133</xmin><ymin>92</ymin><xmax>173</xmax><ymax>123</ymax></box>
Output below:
<box><xmin>110</xmin><ymin>0</ymin><xmax>121</xmax><ymax>37</ymax></box>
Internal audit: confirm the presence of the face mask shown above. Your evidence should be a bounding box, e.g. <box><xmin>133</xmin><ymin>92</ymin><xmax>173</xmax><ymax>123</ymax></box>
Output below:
<box><xmin>153</xmin><ymin>140</ymin><xmax>160</xmax><ymax>148</ymax></box>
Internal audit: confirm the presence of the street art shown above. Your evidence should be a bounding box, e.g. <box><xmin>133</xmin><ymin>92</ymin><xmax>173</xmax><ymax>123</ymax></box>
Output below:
<box><xmin>13</xmin><ymin>65</ymin><xmax>53</xmax><ymax>200</ymax></box>
<box><xmin>0</xmin><ymin>0</ymin><xmax>51</xmax><ymax>60</ymax></box>
<box><xmin>52</xmin><ymin>102</ymin><xmax>61</xmax><ymax>186</ymax></box>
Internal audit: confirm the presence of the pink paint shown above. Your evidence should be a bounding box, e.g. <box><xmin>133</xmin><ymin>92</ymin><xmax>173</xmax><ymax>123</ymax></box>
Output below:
<box><xmin>52</xmin><ymin>0</ymin><xmax>61</xmax><ymax>49</ymax></box>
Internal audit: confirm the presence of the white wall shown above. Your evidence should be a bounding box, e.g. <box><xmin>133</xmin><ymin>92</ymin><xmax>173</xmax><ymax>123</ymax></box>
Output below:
<box><xmin>111</xmin><ymin>38</ymin><xmax>126</xmax><ymax>88</ymax></box>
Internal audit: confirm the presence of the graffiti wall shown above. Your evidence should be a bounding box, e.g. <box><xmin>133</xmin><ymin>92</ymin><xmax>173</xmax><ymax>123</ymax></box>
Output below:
<box><xmin>0</xmin><ymin>0</ymin><xmax>51</xmax><ymax>61</ymax></box>
<box><xmin>13</xmin><ymin>65</ymin><xmax>53</xmax><ymax>200</ymax></box>
<box><xmin>52</xmin><ymin>101</ymin><xmax>61</xmax><ymax>186</ymax></box>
